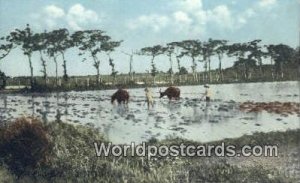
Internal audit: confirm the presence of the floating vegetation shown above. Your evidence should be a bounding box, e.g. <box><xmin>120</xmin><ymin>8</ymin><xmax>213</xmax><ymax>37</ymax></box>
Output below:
<box><xmin>239</xmin><ymin>101</ymin><xmax>300</xmax><ymax>115</ymax></box>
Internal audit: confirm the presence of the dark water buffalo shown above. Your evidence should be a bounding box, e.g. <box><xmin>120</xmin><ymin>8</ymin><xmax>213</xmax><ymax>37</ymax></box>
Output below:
<box><xmin>159</xmin><ymin>87</ymin><xmax>180</xmax><ymax>100</ymax></box>
<box><xmin>111</xmin><ymin>89</ymin><xmax>129</xmax><ymax>104</ymax></box>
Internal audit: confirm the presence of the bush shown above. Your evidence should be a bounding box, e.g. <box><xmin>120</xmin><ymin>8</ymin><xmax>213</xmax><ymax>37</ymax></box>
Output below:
<box><xmin>0</xmin><ymin>117</ymin><xmax>51</xmax><ymax>176</ymax></box>
<box><xmin>0</xmin><ymin>70</ymin><xmax>6</xmax><ymax>90</ymax></box>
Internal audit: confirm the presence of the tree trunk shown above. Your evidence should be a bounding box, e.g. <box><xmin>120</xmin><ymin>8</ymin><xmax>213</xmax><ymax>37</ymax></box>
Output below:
<box><xmin>176</xmin><ymin>57</ymin><xmax>181</xmax><ymax>71</ymax></box>
<box><xmin>39</xmin><ymin>51</ymin><xmax>47</xmax><ymax>85</ymax></box>
<box><xmin>208</xmin><ymin>57</ymin><xmax>211</xmax><ymax>83</ymax></box>
<box><xmin>130</xmin><ymin>55</ymin><xmax>133</xmax><ymax>81</ymax></box>
<box><xmin>53</xmin><ymin>57</ymin><xmax>58</xmax><ymax>87</ymax></box>
<box><xmin>244</xmin><ymin>63</ymin><xmax>248</xmax><ymax>80</ymax></box>
<box><xmin>204</xmin><ymin>61</ymin><xmax>208</xmax><ymax>82</ymax></box>
<box><xmin>280</xmin><ymin>62</ymin><xmax>284</xmax><ymax>79</ymax></box>
<box><xmin>61</xmin><ymin>52</ymin><xmax>68</xmax><ymax>82</ymax></box>
<box><xmin>113</xmin><ymin>75</ymin><xmax>116</xmax><ymax>85</ymax></box>
<box><xmin>169</xmin><ymin>55</ymin><xmax>173</xmax><ymax>84</ymax></box>
<box><xmin>93</xmin><ymin>57</ymin><xmax>101</xmax><ymax>85</ymax></box>
<box><xmin>28</xmin><ymin>55</ymin><xmax>34</xmax><ymax>88</ymax></box>
<box><xmin>270</xmin><ymin>58</ymin><xmax>274</xmax><ymax>80</ymax></box>
<box><xmin>259</xmin><ymin>58</ymin><xmax>263</xmax><ymax>77</ymax></box>
<box><xmin>96</xmin><ymin>66</ymin><xmax>100</xmax><ymax>85</ymax></box>
<box><xmin>191</xmin><ymin>57</ymin><xmax>196</xmax><ymax>82</ymax></box>
<box><xmin>218</xmin><ymin>54</ymin><xmax>222</xmax><ymax>82</ymax></box>
<box><xmin>176</xmin><ymin>57</ymin><xmax>181</xmax><ymax>83</ymax></box>
<box><xmin>151</xmin><ymin>56</ymin><xmax>156</xmax><ymax>85</ymax></box>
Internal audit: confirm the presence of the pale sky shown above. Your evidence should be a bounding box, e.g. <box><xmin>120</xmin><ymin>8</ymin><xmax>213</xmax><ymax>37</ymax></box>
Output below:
<box><xmin>0</xmin><ymin>0</ymin><xmax>299</xmax><ymax>77</ymax></box>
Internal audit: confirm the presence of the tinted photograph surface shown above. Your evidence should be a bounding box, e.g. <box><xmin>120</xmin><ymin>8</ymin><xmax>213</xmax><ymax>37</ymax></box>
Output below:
<box><xmin>0</xmin><ymin>0</ymin><xmax>299</xmax><ymax>182</ymax></box>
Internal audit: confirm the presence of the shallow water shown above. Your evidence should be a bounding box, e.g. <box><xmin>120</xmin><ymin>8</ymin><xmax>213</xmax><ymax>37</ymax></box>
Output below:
<box><xmin>0</xmin><ymin>81</ymin><xmax>299</xmax><ymax>144</ymax></box>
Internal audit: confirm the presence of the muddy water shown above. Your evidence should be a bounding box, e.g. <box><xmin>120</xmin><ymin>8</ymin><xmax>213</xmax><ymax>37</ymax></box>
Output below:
<box><xmin>0</xmin><ymin>81</ymin><xmax>299</xmax><ymax>144</ymax></box>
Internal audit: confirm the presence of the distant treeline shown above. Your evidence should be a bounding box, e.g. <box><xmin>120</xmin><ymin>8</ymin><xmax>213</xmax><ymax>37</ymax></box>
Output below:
<box><xmin>0</xmin><ymin>24</ymin><xmax>299</xmax><ymax>91</ymax></box>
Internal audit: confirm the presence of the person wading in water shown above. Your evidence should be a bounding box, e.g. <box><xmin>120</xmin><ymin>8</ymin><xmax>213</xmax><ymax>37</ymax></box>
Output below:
<box><xmin>201</xmin><ymin>85</ymin><xmax>212</xmax><ymax>102</ymax></box>
<box><xmin>145</xmin><ymin>87</ymin><xmax>154</xmax><ymax>109</ymax></box>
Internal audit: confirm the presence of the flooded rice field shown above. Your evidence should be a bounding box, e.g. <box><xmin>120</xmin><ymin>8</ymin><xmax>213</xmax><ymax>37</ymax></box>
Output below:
<box><xmin>0</xmin><ymin>81</ymin><xmax>299</xmax><ymax>144</ymax></box>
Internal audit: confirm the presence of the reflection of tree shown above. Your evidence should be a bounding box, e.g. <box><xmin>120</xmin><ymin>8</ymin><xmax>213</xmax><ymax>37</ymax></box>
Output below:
<box><xmin>55</xmin><ymin>92</ymin><xmax>61</xmax><ymax>122</ymax></box>
<box><xmin>3</xmin><ymin>95</ymin><xmax>7</xmax><ymax>109</ymax></box>
<box><xmin>102</xmin><ymin>124</ymin><xmax>111</xmax><ymax>140</ymax></box>
<box><xmin>42</xmin><ymin>95</ymin><xmax>50</xmax><ymax>123</ymax></box>
<box><xmin>189</xmin><ymin>102</ymin><xmax>242</xmax><ymax>124</ymax></box>
<box><xmin>193</xmin><ymin>107</ymin><xmax>203</xmax><ymax>122</ymax></box>
<box><xmin>63</xmin><ymin>92</ymin><xmax>68</xmax><ymax>115</ymax></box>
<box><xmin>160</xmin><ymin>100</ymin><xmax>181</xmax><ymax>113</ymax></box>
<box><xmin>31</xmin><ymin>95</ymin><xmax>35</xmax><ymax>117</ymax></box>
<box><xmin>0</xmin><ymin>96</ymin><xmax>8</xmax><ymax>123</ymax></box>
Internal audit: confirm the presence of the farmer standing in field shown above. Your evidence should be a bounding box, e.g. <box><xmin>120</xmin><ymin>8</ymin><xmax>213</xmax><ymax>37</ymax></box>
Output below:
<box><xmin>145</xmin><ymin>87</ymin><xmax>154</xmax><ymax>109</ymax></box>
<box><xmin>202</xmin><ymin>85</ymin><xmax>212</xmax><ymax>102</ymax></box>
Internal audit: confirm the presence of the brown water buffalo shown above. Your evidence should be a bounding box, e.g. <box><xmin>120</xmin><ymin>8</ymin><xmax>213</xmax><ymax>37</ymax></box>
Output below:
<box><xmin>111</xmin><ymin>89</ymin><xmax>129</xmax><ymax>104</ymax></box>
<box><xmin>159</xmin><ymin>87</ymin><xmax>180</xmax><ymax>100</ymax></box>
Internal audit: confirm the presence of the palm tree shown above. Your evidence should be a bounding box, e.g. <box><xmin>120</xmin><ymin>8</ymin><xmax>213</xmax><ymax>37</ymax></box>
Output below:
<box><xmin>46</xmin><ymin>30</ymin><xmax>67</xmax><ymax>86</ymax></box>
<box><xmin>0</xmin><ymin>35</ymin><xmax>14</xmax><ymax>60</ymax></box>
<box><xmin>266</xmin><ymin>44</ymin><xmax>295</xmax><ymax>79</ymax></box>
<box><xmin>102</xmin><ymin>41</ymin><xmax>122</xmax><ymax>85</ymax></box>
<box><xmin>122</xmin><ymin>50</ymin><xmax>136</xmax><ymax>81</ymax></box>
<box><xmin>32</xmin><ymin>31</ymin><xmax>49</xmax><ymax>85</ymax></box>
<box><xmin>179</xmin><ymin>40</ymin><xmax>202</xmax><ymax>82</ymax></box>
<box><xmin>214</xmin><ymin>40</ymin><xmax>228</xmax><ymax>82</ymax></box>
<box><xmin>71</xmin><ymin>30</ymin><xmax>110</xmax><ymax>85</ymax></box>
<box><xmin>167</xmin><ymin>41</ymin><xmax>185</xmax><ymax>83</ymax></box>
<box><xmin>46</xmin><ymin>29</ymin><xmax>71</xmax><ymax>82</ymax></box>
<box><xmin>140</xmin><ymin>45</ymin><xmax>165</xmax><ymax>84</ymax></box>
<box><xmin>265</xmin><ymin>44</ymin><xmax>276</xmax><ymax>79</ymax></box>
<box><xmin>227</xmin><ymin>42</ymin><xmax>253</xmax><ymax>80</ymax></box>
<box><xmin>47</xmin><ymin>48</ymin><xmax>60</xmax><ymax>86</ymax></box>
<box><xmin>247</xmin><ymin>40</ymin><xmax>266</xmax><ymax>77</ymax></box>
<box><xmin>163</xmin><ymin>44</ymin><xmax>175</xmax><ymax>84</ymax></box>
<box><xmin>9</xmin><ymin>24</ymin><xmax>36</xmax><ymax>88</ymax></box>
<box><xmin>202</xmin><ymin>38</ymin><xmax>221</xmax><ymax>83</ymax></box>
<box><xmin>54</xmin><ymin>29</ymin><xmax>71</xmax><ymax>82</ymax></box>
<box><xmin>0</xmin><ymin>35</ymin><xmax>15</xmax><ymax>89</ymax></box>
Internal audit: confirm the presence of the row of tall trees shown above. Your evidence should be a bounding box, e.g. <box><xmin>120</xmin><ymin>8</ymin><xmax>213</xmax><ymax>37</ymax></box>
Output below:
<box><xmin>0</xmin><ymin>24</ymin><xmax>298</xmax><ymax>89</ymax></box>
<box><xmin>140</xmin><ymin>39</ymin><xmax>299</xmax><ymax>84</ymax></box>
<box><xmin>0</xmin><ymin>24</ymin><xmax>122</xmax><ymax>88</ymax></box>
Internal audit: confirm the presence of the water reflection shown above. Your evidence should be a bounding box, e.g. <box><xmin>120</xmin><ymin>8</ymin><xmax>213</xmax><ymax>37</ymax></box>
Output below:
<box><xmin>41</xmin><ymin>95</ymin><xmax>49</xmax><ymax>123</ymax></box>
<box><xmin>31</xmin><ymin>95</ymin><xmax>35</xmax><ymax>117</ymax></box>
<box><xmin>0</xmin><ymin>81</ymin><xmax>299</xmax><ymax>143</ymax></box>
<box><xmin>0</xmin><ymin>95</ymin><xmax>8</xmax><ymax>125</ymax></box>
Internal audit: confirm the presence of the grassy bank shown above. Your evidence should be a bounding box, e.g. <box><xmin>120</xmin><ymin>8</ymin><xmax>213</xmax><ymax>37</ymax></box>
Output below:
<box><xmin>3</xmin><ymin>64</ymin><xmax>299</xmax><ymax>93</ymax></box>
<box><xmin>1</xmin><ymin>77</ymin><xmax>299</xmax><ymax>94</ymax></box>
<box><xmin>0</xmin><ymin>117</ymin><xmax>299</xmax><ymax>182</ymax></box>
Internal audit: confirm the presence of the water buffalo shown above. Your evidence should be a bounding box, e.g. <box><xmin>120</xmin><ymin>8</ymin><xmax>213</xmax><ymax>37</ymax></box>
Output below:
<box><xmin>159</xmin><ymin>87</ymin><xmax>180</xmax><ymax>100</ymax></box>
<box><xmin>111</xmin><ymin>89</ymin><xmax>129</xmax><ymax>104</ymax></box>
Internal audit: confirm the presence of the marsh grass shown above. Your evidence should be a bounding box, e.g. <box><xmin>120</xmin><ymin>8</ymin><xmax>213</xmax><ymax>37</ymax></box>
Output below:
<box><xmin>0</xmin><ymin>117</ymin><xmax>298</xmax><ymax>182</ymax></box>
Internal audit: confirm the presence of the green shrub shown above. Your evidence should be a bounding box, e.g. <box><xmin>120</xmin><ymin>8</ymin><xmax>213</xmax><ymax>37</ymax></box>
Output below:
<box><xmin>0</xmin><ymin>117</ymin><xmax>51</xmax><ymax>176</ymax></box>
